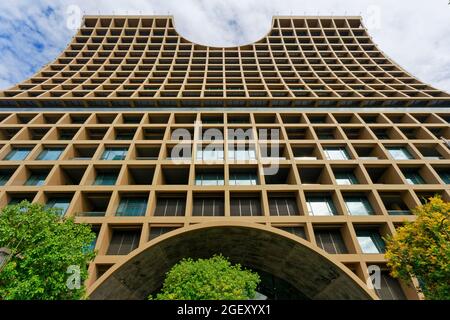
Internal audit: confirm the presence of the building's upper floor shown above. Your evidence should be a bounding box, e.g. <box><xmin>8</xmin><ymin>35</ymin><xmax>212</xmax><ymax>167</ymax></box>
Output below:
<box><xmin>0</xmin><ymin>16</ymin><xmax>449</xmax><ymax>108</ymax></box>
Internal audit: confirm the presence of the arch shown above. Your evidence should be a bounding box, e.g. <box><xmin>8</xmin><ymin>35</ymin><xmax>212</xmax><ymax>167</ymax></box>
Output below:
<box><xmin>88</xmin><ymin>222</ymin><xmax>378</xmax><ymax>300</ymax></box>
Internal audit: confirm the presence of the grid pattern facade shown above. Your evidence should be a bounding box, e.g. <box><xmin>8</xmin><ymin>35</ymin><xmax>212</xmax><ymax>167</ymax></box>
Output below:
<box><xmin>0</xmin><ymin>110</ymin><xmax>449</xmax><ymax>300</ymax></box>
<box><xmin>1</xmin><ymin>16</ymin><xmax>449</xmax><ymax>108</ymax></box>
<box><xmin>1</xmin><ymin>15</ymin><xmax>450</xmax><ymax>300</ymax></box>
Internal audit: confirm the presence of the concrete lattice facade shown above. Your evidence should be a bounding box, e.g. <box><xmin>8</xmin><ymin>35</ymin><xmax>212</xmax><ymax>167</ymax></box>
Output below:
<box><xmin>0</xmin><ymin>16</ymin><xmax>449</xmax><ymax>300</ymax></box>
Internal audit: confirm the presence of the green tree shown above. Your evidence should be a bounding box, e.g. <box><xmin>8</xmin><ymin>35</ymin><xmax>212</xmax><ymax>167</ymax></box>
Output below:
<box><xmin>0</xmin><ymin>201</ymin><xmax>96</xmax><ymax>300</ymax></box>
<box><xmin>151</xmin><ymin>255</ymin><xmax>260</xmax><ymax>300</ymax></box>
<box><xmin>385</xmin><ymin>196</ymin><xmax>450</xmax><ymax>300</ymax></box>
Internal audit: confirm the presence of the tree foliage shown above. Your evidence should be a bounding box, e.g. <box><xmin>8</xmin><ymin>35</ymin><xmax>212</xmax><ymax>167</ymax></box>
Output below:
<box><xmin>0</xmin><ymin>201</ymin><xmax>96</xmax><ymax>300</ymax></box>
<box><xmin>151</xmin><ymin>255</ymin><xmax>260</xmax><ymax>300</ymax></box>
<box><xmin>385</xmin><ymin>196</ymin><xmax>450</xmax><ymax>300</ymax></box>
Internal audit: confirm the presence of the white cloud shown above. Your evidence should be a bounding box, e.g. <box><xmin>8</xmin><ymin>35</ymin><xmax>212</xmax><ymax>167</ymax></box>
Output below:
<box><xmin>0</xmin><ymin>0</ymin><xmax>449</xmax><ymax>92</ymax></box>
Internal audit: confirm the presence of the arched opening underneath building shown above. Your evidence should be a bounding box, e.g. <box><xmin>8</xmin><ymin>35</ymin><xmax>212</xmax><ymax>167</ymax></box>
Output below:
<box><xmin>88</xmin><ymin>223</ymin><xmax>377</xmax><ymax>300</ymax></box>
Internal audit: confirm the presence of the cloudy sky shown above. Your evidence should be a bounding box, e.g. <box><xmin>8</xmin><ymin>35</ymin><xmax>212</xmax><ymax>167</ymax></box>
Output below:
<box><xmin>0</xmin><ymin>0</ymin><xmax>449</xmax><ymax>92</ymax></box>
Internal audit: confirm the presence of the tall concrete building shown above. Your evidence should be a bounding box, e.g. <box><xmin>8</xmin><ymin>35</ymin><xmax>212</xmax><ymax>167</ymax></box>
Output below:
<box><xmin>0</xmin><ymin>16</ymin><xmax>449</xmax><ymax>300</ymax></box>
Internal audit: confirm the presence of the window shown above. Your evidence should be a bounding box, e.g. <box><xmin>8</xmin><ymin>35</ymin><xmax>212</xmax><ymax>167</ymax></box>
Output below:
<box><xmin>323</xmin><ymin>147</ymin><xmax>350</xmax><ymax>160</ymax></box>
<box><xmin>334</xmin><ymin>171</ymin><xmax>358</xmax><ymax>185</ymax></box>
<box><xmin>228</xmin><ymin>146</ymin><xmax>256</xmax><ymax>160</ymax></box>
<box><xmin>196</xmin><ymin>147</ymin><xmax>224</xmax><ymax>161</ymax></box>
<box><xmin>386</xmin><ymin>147</ymin><xmax>413</xmax><ymax>160</ymax></box>
<box><xmin>230</xmin><ymin>196</ymin><xmax>262</xmax><ymax>216</ymax></box>
<box><xmin>154</xmin><ymin>196</ymin><xmax>186</xmax><ymax>216</ymax></box>
<box><xmin>149</xmin><ymin>227</ymin><xmax>178</xmax><ymax>240</ymax></box>
<box><xmin>278</xmin><ymin>226</ymin><xmax>306</xmax><ymax>239</ymax></box>
<box><xmin>161</xmin><ymin>167</ymin><xmax>189</xmax><ymax>185</ymax></box>
<box><xmin>403</xmin><ymin>172</ymin><xmax>425</xmax><ymax>185</ymax></box>
<box><xmin>314</xmin><ymin>229</ymin><xmax>348</xmax><ymax>254</ymax></box>
<box><xmin>9</xmin><ymin>198</ymin><xmax>26</xmax><ymax>205</ymax></box>
<box><xmin>78</xmin><ymin>193</ymin><xmax>110</xmax><ymax>217</ymax></box>
<box><xmin>292</xmin><ymin>146</ymin><xmax>317</xmax><ymax>160</ymax></box>
<box><xmin>192</xmin><ymin>197</ymin><xmax>224</xmax><ymax>216</ymax></box>
<box><xmin>356</xmin><ymin>230</ymin><xmax>386</xmax><ymax>254</ymax></box>
<box><xmin>25</xmin><ymin>173</ymin><xmax>47</xmax><ymax>186</ymax></box>
<box><xmin>308</xmin><ymin>115</ymin><xmax>327</xmax><ymax>123</ymax></box>
<box><xmin>116</xmin><ymin>131</ymin><xmax>135</xmax><ymax>140</ymax></box>
<box><xmin>269</xmin><ymin>196</ymin><xmax>299</xmax><ymax>216</ymax></box>
<box><xmin>372</xmin><ymin>129</ymin><xmax>389</xmax><ymax>139</ymax></box>
<box><xmin>417</xmin><ymin>146</ymin><xmax>443</xmax><ymax>160</ymax></box>
<box><xmin>46</xmin><ymin>198</ymin><xmax>71</xmax><ymax>217</ymax></box>
<box><xmin>107</xmin><ymin>229</ymin><xmax>140</xmax><ymax>255</ymax></box>
<box><xmin>344</xmin><ymin>196</ymin><xmax>374</xmax><ymax>215</ymax></box>
<box><xmin>116</xmin><ymin>197</ymin><xmax>147</xmax><ymax>216</ymax></box>
<box><xmin>316</xmin><ymin>129</ymin><xmax>335</xmax><ymax>139</ymax></box>
<box><xmin>376</xmin><ymin>272</ymin><xmax>406</xmax><ymax>300</ymax></box>
<box><xmin>101</xmin><ymin>147</ymin><xmax>128</xmax><ymax>160</ymax></box>
<box><xmin>306</xmin><ymin>195</ymin><xmax>337</xmax><ymax>216</ymax></box>
<box><xmin>439</xmin><ymin>171</ymin><xmax>450</xmax><ymax>184</ymax></box>
<box><xmin>229</xmin><ymin>172</ymin><xmax>258</xmax><ymax>185</ymax></box>
<box><xmin>195</xmin><ymin>173</ymin><xmax>224</xmax><ymax>186</ymax></box>
<box><xmin>37</xmin><ymin>148</ymin><xmax>65</xmax><ymax>161</ymax></box>
<box><xmin>86</xmin><ymin>229</ymin><xmax>99</xmax><ymax>252</ymax></box>
<box><xmin>0</xmin><ymin>174</ymin><xmax>9</xmax><ymax>185</ymax></box>
<box><xmin>59</xmin><ymin>130</ymin><xmax>78</xmax><ymax>140</ymax></box>
<box><xmin>94</xmin><ymin>173</ymin><xmax>118</xmax><ymax>185</ymax></box>
<box><xmin>4</xmin><ymin>148</ymin><xmax>32</xmax><ymax>161</ymax></box>
<box><xmin>0</xmin><ymin>171</ymin><xmax>13</xmax><ymax>186</ymax></box>
<box><xmin>379</xmin><ymin>193</ymin><xmax>411</xmax><ymax>215</ymax></box>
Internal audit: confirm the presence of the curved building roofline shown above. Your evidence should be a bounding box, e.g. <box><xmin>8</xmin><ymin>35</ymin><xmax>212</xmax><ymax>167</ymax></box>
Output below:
<box><xmin>0</xmin><ymin>15</ymin><xmax>448</xmax><ymax>108</ymax></box>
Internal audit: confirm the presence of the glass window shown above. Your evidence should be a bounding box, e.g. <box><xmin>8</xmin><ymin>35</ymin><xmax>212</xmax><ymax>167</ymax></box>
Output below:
<box><xmin>195</xmin><ymin>173</ymin><xmax>224</xmax><ymax>186</ymax></box>
<box><xmin>86</xmin><ymin>235</ymin><xmax>98</xmax><ymax>252</ymax></box>
<box><xmin>154</xmin><ymin>197</ymin><xmax>185</xmax><ymax>216</ymax></box>
<box><xmin>94</xmin><ymin>173</ymin><xmax>118</xmax><ymax>185</ymax></box>
<box><xmin>229</xmin><ymin>173</ymin><xmax>258</xmax><ymax>185</ymax></box>
<box><xmin>335</xmin><ymin>172</ymin><xmax>358</xmax><ymax>185</ymax></box>
<box><xmin>192</xmin><ymin>197</ymin><xmax>224</xmax><ymax>216</ymax></box>
<box><xmin>278</xmin><ymin>227</ymin><xmax>306</xmax><ymax>239</ymax></box>
<box><xmin>344</xmin><ymin>196</ymin><xmax>374</xmax><ymax>215</ymax></box>
<box><xmin>0</xmin><ymin>173</ymin><xmax>12</xmax><ymax>186</ymax></box>
<box><xmin>101</xmin><ymin>147</ymin><xmax>128</xmax><ymax>160</ymax></box>
<box><xmin>107</xmin><ymin>230</ymin><xmax>140</xmax><ymax>255</ymax></box>
<box><xmin>228</xmin><ymin>147</ymin><xmax>256</xmax><ymax>160</ymax></box>
<box><xmin>25</xmin><ymin>174</ymin><xmax>47</xmax><ymax>186</ymax></box>
<box><xmin>116</xmin><ymin>197</ymin><xmax>147</xmax><ymax>216</ymax></box>
<box><xmin>440</xmin><ymin>172</ymin><xmax>450</xmax><ymax>184</ymax></box>
<box><xmin>269</xmin><ymin>197</ymin><xmax>299</xmax><ymax>216</ymax></box>
<box><xmin>376</xmin><ymin>272</ymin><xmax>407</xmax><ymax>300</ymax></box>
<box><xmin>315</xmin><ymin>229</ymin><xmax>348</xmax><ymax>254</ymax></box>
<box><xmin>317</xmin><ymin>131</ymin><xmax>334</xmax><ymax>139</ymax></box>
<box><xmin>9</xmin><ymin>198</ymin><xmax>27</xmax><ymax>205</ymax></box>
<box><xmin>323</xmin><ymin>147</ymin><xmax>350</xmax><ymax>160</ymax></box>
<box><xmin>356</xmin><ymin>230</ymin><xmax>386</xmax><ymax>254</ymax></box>
<box><xmin>196</xmin><ymin>148</ymin><xmax>224</xmax><ymax>161</ymax></box>
<box><xmin>387</xmin><ymin>147</ymin><xmax>413</xmax><ymax>160</ymax></box>
<box><xmin>230</xmin><ymin>197</ymin><xmax>262</xmax><ymax>216</ymax></box>
<box><xmin>306</xmin><ymin>196</ymin><xmax>337</xmax><ymax>216</ymax></box>
<box><xmin>149</xmin><ymin>227</ymin><xmax>178</xmax><ymax>240</ymax></box>
<box><xmin>60</xmin><ymin>132</ymin><xmax>75</xmax><ymax>140</ymax></box>
<box><xmin>37</xmin><ymin>148</ymin><xmax>64</xmax><ymax>161</ymax></box>
<box><xmin>403</xmin><ymin>172</ymin><xmax>425</xmax><ymax>185</ymax></box>
<box><xmin>46</xmin><ymin>198</ymin><xmax>71</xmax><ymax>217</ymax></box>
<box><xmin>116</xmin><ymin>132</ymin><xmax>135</xmax><ymax>140</ymax></box>
<box><xmin>4</xmin><ymin>148</ymin><xmax>32</xmax><ymax>161</ymax></box>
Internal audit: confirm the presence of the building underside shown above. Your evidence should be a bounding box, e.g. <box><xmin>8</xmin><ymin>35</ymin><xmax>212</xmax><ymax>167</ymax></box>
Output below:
<box><xmin>0</xmin><ymin>16</ymin><xmax>449</xmax><ymax>300</ymax></box>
